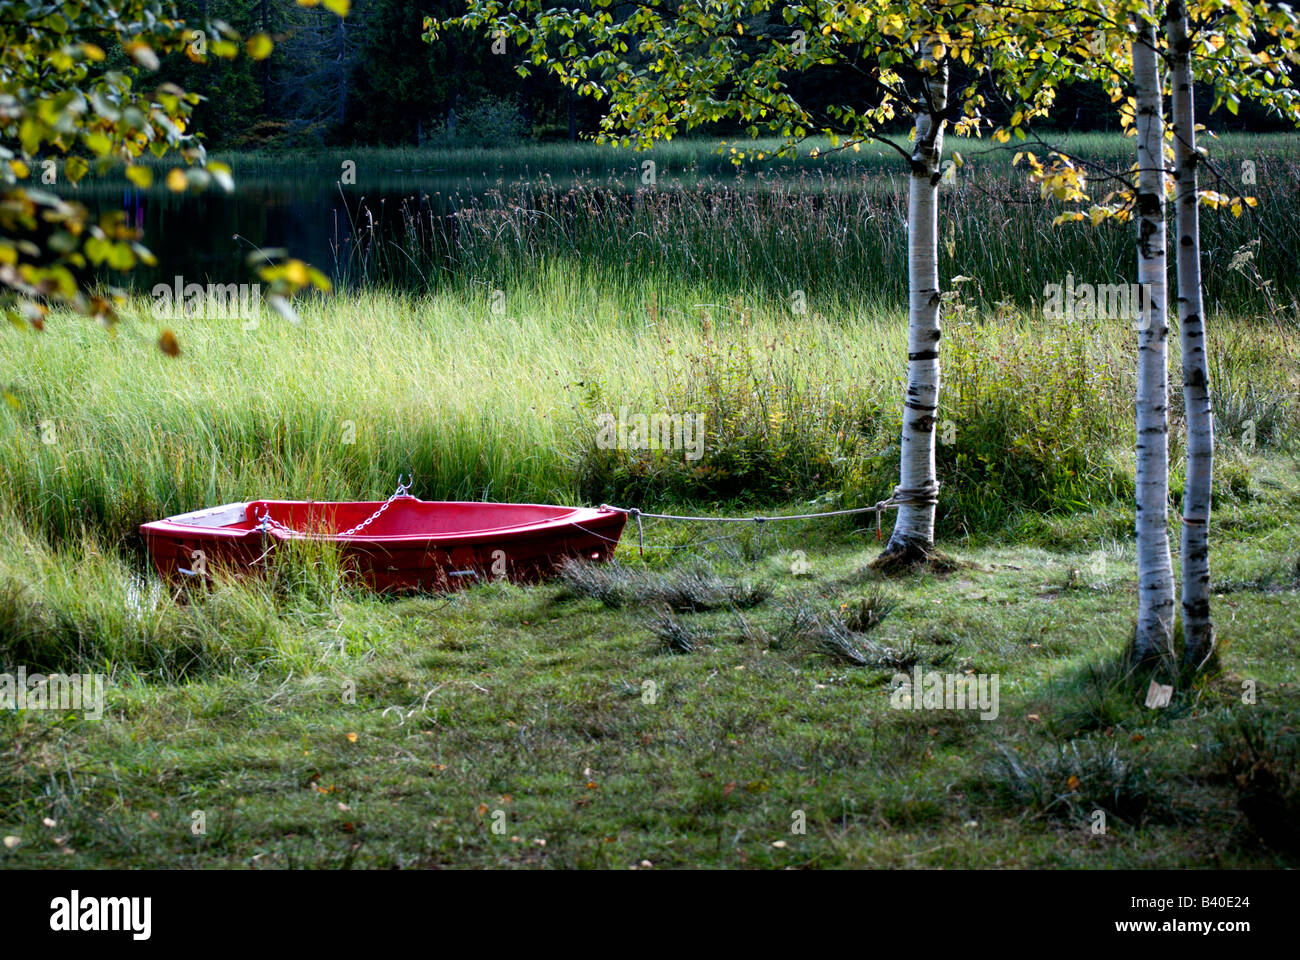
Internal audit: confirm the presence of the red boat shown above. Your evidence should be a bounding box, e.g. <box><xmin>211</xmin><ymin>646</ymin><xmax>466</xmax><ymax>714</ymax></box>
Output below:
<box><xmin>140</xmin><ymin>481</ymin><xmax>626</xmax><ymax>591</ymax></box>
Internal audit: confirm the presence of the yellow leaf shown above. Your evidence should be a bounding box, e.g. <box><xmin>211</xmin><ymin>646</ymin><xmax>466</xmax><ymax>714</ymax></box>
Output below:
<box><xmin>165</xmin><ymin>168</ymin><xmax>188</xmax><ymax>192</ymax></box>
<box><xmin>125</xmin><ymin>165</ymin><xmax>152</xmax><ymax>188</ymax></box>
<box><xmin>345</xmin><ymin>732</ymin><xmax>358</xmax><ymax>742</ymax></box>
<box><xmin>10</xmin><ymin>159</ymin><xmax>28</xmax><ymax>179</ymax></box>
<box><xmin>246</xmin><ymin>34</ymin><xmax>273</xmax><ymax>60</ymax></box>
<box><xmin>322</xmin><ymin>0</ymin><xmax>351</xmax><ymax>14</ymax></box>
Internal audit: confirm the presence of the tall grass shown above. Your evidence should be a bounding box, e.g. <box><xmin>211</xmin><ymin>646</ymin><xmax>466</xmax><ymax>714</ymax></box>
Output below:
<box><xmin>0</xmin><ymin>505</ymin><xmax>361</xmax><ymax>678</ymax></box>
<box><xmin>99</xmin><ymin>134</ymin><xmax>1300</xmax><ymax>311</ymax></box>
<box><xmin>331</xmin><ymin>156</ymin><xmax>1298</xmax><ymax>311</ymax></box>
<box><xmin>8</xmin><ymin>133</ymin><xmax>1297</xmax><ymax>583</ymax></box>
<box><xmin>4</xmin><ymin>285</ymin><xmax>1295</xmax><ymax>552</ymax></box>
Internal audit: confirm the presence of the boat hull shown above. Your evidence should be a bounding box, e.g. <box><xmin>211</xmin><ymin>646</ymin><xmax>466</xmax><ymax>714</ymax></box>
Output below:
<box><xmin>140</xmin><ymin>498</ymin><xmax>626</xmax><ymax>591</ymax></box>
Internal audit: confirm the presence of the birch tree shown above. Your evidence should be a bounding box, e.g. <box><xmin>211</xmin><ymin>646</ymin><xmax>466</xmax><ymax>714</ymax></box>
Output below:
<box><xmin>1004</xmin><ymin>3</ymin><xmax>1176</xmax><ymax>662</ymax></box>
<box><xmin>891</xmin><ymin>54</ymin><xmax>947</xmax><ymax>564</ymax></box>
<box><xmin>1166</xmin><ymin>0</ymin><xmax>1212</xmax><ymax>668</ymax></box>
<box><xmin>427</xmin><ymin>0</ymin><xmax>1059</xmax><ymax>565</ymax></box>
<box><xmin>1009</xmin><ymin>0</ymin><xmax>1300</xmax><ymax>667</ymax></box>
<box><xmin>1131</xmin><ymin>3</ymin><xmax>1176</xmax><ymax>661</ymax></box>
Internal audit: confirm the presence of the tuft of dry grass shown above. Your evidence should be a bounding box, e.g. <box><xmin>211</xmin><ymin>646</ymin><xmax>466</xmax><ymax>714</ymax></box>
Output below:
<box><xmin>557</xmin><ymin>559</ymin><xmax>770</xmax><ymax>612</ymax></box>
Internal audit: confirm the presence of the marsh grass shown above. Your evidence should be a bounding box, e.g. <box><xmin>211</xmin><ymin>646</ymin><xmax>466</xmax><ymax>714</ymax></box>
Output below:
<box><xmin>770</xmin><ymin>590</ymin><xmax>918</xmax><ymax>669</ymax></box>
<box><xmin>326</xmin><ymin>157</ymin><xmax>1297</xmax><ymax>311</ymax></box>
<box><xmin>646</xmin><ymin>606</ymin><xmax>708</xmax><ymax>655</ymax></box>
<box><xmin>3</xmin><ymin>285</ymin><xmax>1296</xmax><ymax>556</ymax></box>
<box><xmin>98</xmin><ymin>135</ymin><xmax>1295</xmax><ymax>310</ymax></box>
<box><xmin>1203</xmin><ymin>708</ymin><xmax>1300</xmax><ymax>854</ymax></box>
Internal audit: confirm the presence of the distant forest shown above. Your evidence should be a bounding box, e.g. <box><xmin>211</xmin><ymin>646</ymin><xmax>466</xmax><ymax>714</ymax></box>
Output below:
<box><xmin>164</xmin><ymin>0</ymin><xmax>1295</xmax><ymax>150</ymax></box>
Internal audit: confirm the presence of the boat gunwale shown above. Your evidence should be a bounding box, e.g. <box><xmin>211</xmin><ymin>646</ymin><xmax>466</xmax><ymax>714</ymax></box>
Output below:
<box><xmin>140</xmin><ymin>499</ymin><xmax>623</xmax><ymax>545</ymax></box>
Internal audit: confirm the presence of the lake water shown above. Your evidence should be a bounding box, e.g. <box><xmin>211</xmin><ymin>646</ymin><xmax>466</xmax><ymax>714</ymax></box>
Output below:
<box><xmin>65</xmin><ymin>156</ymin><xmax>768</xmax><ymax>295</ymax></box>
<box><xmin>73</xmin><ymin>170</ymin><xmax>523</xmax><ymax>293</ymax></box>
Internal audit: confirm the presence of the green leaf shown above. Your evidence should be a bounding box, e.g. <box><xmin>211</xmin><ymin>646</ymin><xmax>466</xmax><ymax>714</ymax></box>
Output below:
<box><xmin>64</xmin><ymin>156</ymin><xmax>89</xmax><ymax>183</ymax></box>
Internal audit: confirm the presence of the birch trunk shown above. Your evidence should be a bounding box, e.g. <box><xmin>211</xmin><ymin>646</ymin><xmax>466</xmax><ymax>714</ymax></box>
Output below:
<box><xmin>1132</xmin><ymin>9</ymin><xmax>1176</xmax><ymax>660</ymax></box>
<box><xmin>880</xmin><ymin>62</ymin><xmax>947</xmax><ymax>564</ymax></box>
<box><xmin>1168</xmin><ymin>0</ymin><xmax>1215</xmax><ymax>668</ymax></box>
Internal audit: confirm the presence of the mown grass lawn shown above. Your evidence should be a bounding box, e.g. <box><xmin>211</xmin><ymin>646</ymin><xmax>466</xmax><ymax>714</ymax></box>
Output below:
<box><xmin>3</xmin><ymin>457</ymin><xmax>1296</xmax><ymax>869</ymax></box>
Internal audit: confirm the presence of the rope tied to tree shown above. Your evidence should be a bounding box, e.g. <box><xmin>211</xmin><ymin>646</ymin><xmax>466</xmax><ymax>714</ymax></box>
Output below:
<box><xmin>888</xmin><ymin>479</ymin><xmax>941</xmax><ymax>507</ymax></box>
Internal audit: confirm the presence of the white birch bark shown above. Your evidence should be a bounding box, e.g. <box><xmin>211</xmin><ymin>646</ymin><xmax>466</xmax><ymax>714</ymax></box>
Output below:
<box><xmin>1168</xmin><ymin>0</ymin><xmax>1215</xmax><ymax>668</ymax></box>
<box><xmin>881</xmin><ymin>62</ymin><xmax>947</xmax><ymax>562</ymax></box>
<box><xmin>1132</xmin><ymin>8</ymin><xmax>1176</xmax><ymax>660</ymax></box>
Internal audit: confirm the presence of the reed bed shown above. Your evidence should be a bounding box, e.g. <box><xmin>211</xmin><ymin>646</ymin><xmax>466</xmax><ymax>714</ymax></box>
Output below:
<box><xmin>327</xmin><ymin>144</ymin><xmax>1298</xmax><ymax>314</ymax></box>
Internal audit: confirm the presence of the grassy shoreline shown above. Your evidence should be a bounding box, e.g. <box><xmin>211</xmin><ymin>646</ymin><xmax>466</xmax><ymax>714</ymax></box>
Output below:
<box><xmin>3</xmin><ymin>289</ymin><xmax>1298</xmax><ymax>868</ymax></box>
<box><xmin>4</xmin><ymin>134</ymin><xmax>1299</xmax><ymax>868</ymax></box>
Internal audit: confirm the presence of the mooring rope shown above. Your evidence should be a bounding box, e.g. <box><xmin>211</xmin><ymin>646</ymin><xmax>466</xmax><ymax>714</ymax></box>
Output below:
<box><xmin>596</xmin><ymin>481</ymin><xmax>940</xmax><ymax>557</ymax></box>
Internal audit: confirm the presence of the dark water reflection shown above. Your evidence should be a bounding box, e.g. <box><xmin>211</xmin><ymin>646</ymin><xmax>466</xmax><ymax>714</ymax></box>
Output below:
<box><xmin>77</xmin><ymin>174</ymin><xmax>458</xmax><ymax>292</ymax></box>
<box><xmin>67</xmin><ymin>161</ymin><xmax>733</xmax><ymax>294</ymax></box>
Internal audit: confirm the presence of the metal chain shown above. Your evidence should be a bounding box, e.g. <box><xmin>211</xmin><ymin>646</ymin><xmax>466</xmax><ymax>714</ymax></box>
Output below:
<box><xmin>256</xmin><ymin>475</ymin><xmax>413</xmax><ymax>539</ymax></box>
